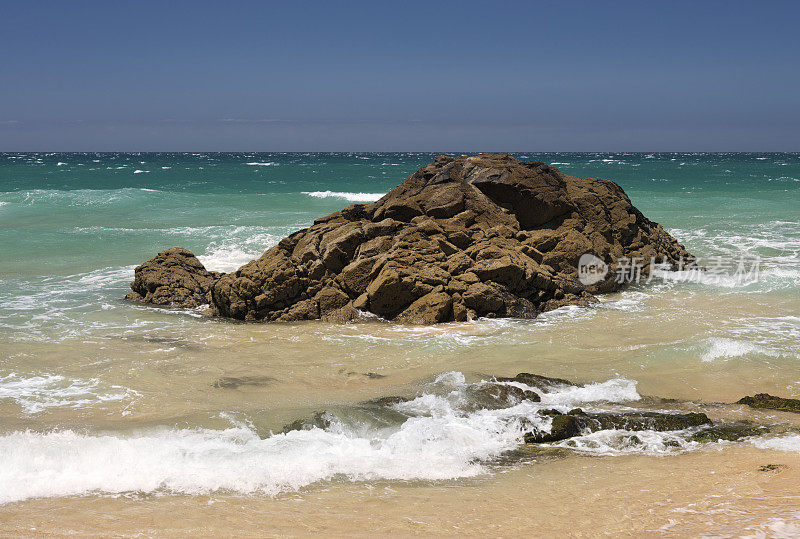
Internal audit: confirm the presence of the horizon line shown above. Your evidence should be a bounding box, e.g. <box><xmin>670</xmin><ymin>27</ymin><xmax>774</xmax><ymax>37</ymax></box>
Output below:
<box><xmin>1</xmin><ymin>150</ymin><xmax>798</xmax><ymax>154</ymax></box>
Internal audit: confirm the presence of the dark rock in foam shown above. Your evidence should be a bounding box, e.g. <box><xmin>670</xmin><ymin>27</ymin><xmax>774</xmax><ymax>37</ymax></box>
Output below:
<box><xmin>127</xmin><ymin>155</ymin><xmax>693</xmax><ymax>323</ymax></box>
<box><xmin>524</xmin><ymin>409</ymin><xmax>712</xmax><ymax>444</ymax></box>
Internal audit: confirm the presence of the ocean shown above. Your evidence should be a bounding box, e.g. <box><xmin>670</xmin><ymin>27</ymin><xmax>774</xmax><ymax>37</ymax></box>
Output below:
<box><xmin>1</xmin><ymin>152</ymin><xmax>799</xmax><ymax>535</ymax></box>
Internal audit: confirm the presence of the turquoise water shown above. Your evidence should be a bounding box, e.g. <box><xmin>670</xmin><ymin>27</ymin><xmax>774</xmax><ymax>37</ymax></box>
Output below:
<box><xmin>0</xmin><ymin>152</ymin><xmax>798</xmax><ymax>341</ymax></box>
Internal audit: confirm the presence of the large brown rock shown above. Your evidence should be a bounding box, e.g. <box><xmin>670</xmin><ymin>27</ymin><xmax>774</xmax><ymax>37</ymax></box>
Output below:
<box><xmin>125</xmin><ymin>247</ymin><xmax>221</xmax><ymax>308</ymax></box>
<box><xmin>127</xmin><ymin>155</ymin><xmax>693</xmax><ymax>323</ymax></box>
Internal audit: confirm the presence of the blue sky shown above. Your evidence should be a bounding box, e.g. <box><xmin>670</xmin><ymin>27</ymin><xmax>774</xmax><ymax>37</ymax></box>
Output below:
<box><xmin>1</xmin><ymin>0</ymin><xmax>798</xmax><ymax>151</ymax></box>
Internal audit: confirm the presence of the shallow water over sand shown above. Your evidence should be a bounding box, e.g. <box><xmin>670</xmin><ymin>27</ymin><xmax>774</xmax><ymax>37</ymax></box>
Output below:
<box><xmin>1</xmin><ymin>153</ymin><xmax>799</xmax><ymax>534</ymax></box>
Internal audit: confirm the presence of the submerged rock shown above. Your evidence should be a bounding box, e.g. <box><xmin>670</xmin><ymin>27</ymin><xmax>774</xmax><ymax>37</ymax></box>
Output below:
<box><xmin>495</xmin><ymin>372</ymin><xmax>577</xmax><ymax>390</ymax></box>
<box><xmin>280</xmin><ymin>411</ymin><xmax>333</xmax><ymax>433</ymax></box>
<box><xmin>364</xmin><ymin>380</ymin><xmax>540</xmax><ymax>411</ymax></box>
<box><xmin>689</xmin><ymin>423</ymin><xmax>768</xmax><ymax>443</ymax></box>
<box><xmin>364</xmin><ymin>395</ymin><xmax>412</xmax><ymax>407</ymax></box>
<box><xmin>759</xmin><ymin>464</ymin><xmax>789</xmax><ymax>472</ymax></box>
<box><xmin>211</xmin><ymin>375</ymin><xmax>275</xmax><ymax>389</ymax></box>
<box><xmin>737</xmin><ymin>393</ymin><xmax>800</xmax><ymax>413</ymax></box>
<box><xmin>524</xmin><ymin>409</ymin><xmax>712</xmax><ymax>443</ymax></box>
<box><xmin>464</xmin><ymin>382</ymin><xmax>541</xmax><ymax>409</ymax></box>
<box><xmin>127</xmin><ymin>155</ymin><xmax>693</xmax><ymax>323</ymax></box>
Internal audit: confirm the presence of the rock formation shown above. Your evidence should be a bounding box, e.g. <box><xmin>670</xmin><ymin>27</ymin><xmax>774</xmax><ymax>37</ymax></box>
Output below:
<box><xmin>126</xmin><ymin>154</ymin><xmax>693</xmax><ymax>323</ymax></box>
<box><xmin>126</xmin><ymin>247</ymin><xmax>221</xmax><ymax>308</ymax></box>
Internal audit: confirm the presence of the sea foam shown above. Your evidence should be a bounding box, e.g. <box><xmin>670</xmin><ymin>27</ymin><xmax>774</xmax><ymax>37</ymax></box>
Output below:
<box><xmin>0</xmin><ymin>373</ymin><xmax>135</xmax><ymax>414</ymax></box>
<box><xmin>752</xmin><ymin>434</ymin><xmax>800</xmax><ymax>453</ymax></box>
<box><xmin>700</xmin><ymin>337</ymin><xmax>776</xmax><ymax>362</ymax></box>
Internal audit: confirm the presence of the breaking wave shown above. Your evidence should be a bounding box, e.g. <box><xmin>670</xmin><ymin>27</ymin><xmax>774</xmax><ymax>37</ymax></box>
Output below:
<box><xmin>0</xmin><ymin>372</ymin><xmax>652</xmax><ymax>504</ymax></box>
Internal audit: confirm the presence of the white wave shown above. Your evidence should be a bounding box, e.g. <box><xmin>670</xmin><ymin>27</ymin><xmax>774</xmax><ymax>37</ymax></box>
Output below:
<box><xmin>649</xmin><ymin>266</ymin><xmax>800</xmax><ymax>291</ymax></box>
<box><xmin>0</xmin><ymin>373</ymin><xmax>135</xmax><ymax>414</ymax></box>
<box><xmin>56</xmin><ymin>162</ymin><xmax>67</xmax><ymax>166</ymax></box>
<box><xmin>133</xmin><ymin>169</ymin><xmax>149</xmax><ymax>174</ymax></box>
<box><xmin>196</xmin><ymin>229</ymin><xmax>285</xmax><ymax>273</ymax></box>
<box><xmin>700</xmin><ymin>337</ymin><xmax>777</xmax><ymax>362</ymax></box>
<box><xmin>197</xmin><ymin>245</ymin><xmax>266</xmax><ymax>273</ymax></box>
<box><xmin>0</xmin><ymin>265</ymin><xmax>134</xmax><ymax>311</ymax></box>
<box><xmin>0</xmin><ymin>407</ymin><xmax>524</xmax><ymax>504</ymax></box>
<box><xmin>588</xmin><ymin>158</ymin><xmax>626</xmax><ymax>164</ymax></box>
<box><xmin>742</xmin><ymin>512</ymin><xmax>800</xmax><ymax>539</ymax></box>
<box><xmin>245</xmin><ymin>162</ymin><xmax>277</xmax><ymax>166</ymax></box>
<box><xmin>537</xmin><ymin>378</ymin><xmax>641</xmax><ymax>409</ymax></box>
<box><xmin>302</xmin><ymin>191</ymin><xmax>385</xmax><ymax>203</ymax></box>
<box><xmin>0</xmin><ymin>188</ymin><xmax>161</xmax><ymax>207</ymax></box>
<box><xmin>0</xmin><ymin>372</ymin><xmax>647</xmax><ymax>504</ymax></box>
<box><xmin>550</xmin><ymin>429</ymin><xmax>698</xmax><ymax>455</ymax></box>
<box><xmin>68</xmin><ymin>224</ymin><xmax>285</xmax><ymax>274</ymax></box>
<box><xmin>597</xmin><ymin>291</ymin><xmax>650</xmax><ymax>312</ymax></box>
<box><xmin>729</xmin><ymin>316</ymin><xmax>800</xmax><ymax>351</ymax></box>
<box><xmin>649</xmin><ymin>268</ymin><xmax>759</xmax><ymax>288</ymax></box>
<box><xmin>752</xmin><ymin>434</ymin><xmax>800</xmax><ymax>453</ymax></box>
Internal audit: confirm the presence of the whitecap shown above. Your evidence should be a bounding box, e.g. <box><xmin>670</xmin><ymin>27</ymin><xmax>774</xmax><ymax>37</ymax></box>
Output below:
<box><xmin>245</xmin><ymin>162</ymin><xmax>277</xmax><ymax>166</ymax></box>
<box><xmin>302</xmin><ymin>191</ymin><xmax>386</xmax><ymax>203</ymax></box>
